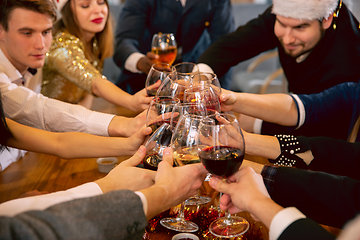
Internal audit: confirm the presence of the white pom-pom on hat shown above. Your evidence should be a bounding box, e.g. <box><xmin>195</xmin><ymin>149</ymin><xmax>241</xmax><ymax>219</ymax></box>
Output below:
<box><xmin>271</xmin><ymin>0</ymin><xmax>339</xmax><ymax>20</ymax></box>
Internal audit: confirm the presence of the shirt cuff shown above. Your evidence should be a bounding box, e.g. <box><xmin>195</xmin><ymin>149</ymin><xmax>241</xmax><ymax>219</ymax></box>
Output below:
<box><xmin>253</xmin><ymin>118</ymin><xmax>263</xmax><ymax>134</ymax></box>
<box><xmin>197</xmin><ymin>63</ymin><xmax>214</xmax><ymax>74</ymax></box>
<box><xmin>125</xmin><ymin>52</ymin><xmax>145</xmax><ymax>73</ymax></box>
<box><xmin>0</xmin><ymin>182</ymin><xmax>103</xmax><ymax>217</ymax></box>
<box><xmin>0</xmin><ymin>147</ymin><xmax>27</xmax><ymax>171</ymax></box>
<box><xmin>135</xmin><ymin>191</ymin><xmax>148</xmax><ymax>216</ymax></box>
<box><xmin>290</xmin><ymin>94</ymin><xmax>305</xmax><ymax>129</ymax></box>
<box><xmin>269</xmin><ymin>207</ymin><xmax>306</xmax><ymax>240</ymax></box>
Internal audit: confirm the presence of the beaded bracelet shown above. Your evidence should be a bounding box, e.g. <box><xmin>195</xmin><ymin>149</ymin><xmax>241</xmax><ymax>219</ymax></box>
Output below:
<box><xmin>269</xmin><ymin>134</ymin><xmax>308</xmax><ymax>168</ymax></box>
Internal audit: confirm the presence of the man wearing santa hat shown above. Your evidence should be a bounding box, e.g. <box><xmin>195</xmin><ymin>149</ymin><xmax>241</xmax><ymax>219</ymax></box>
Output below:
<box><xmin>197</xmin><ymin>0</ymin><xmax>360</xmax><ymax>140</ymax></box>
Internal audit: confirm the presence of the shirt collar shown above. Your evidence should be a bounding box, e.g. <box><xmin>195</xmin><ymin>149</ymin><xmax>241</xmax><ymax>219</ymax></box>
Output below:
<box><xmin>0</xmin><ymin>48</ymin><xmax>37</xmax><ymax>84</ymax></box>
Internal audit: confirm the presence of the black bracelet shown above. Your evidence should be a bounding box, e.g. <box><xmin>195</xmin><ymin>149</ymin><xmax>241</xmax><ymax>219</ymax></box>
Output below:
<box><xmin>269</xmin><ymin>134</ymin><xmax>308</xmax><ymax>168</ymax></box>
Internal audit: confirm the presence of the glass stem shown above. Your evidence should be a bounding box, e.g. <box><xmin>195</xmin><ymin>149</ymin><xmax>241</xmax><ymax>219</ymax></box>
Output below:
<box><xmin>220</xmin><ymin>192</ymin><xmax>233</xmax><ymax>225</ymax></box>
<box><xmin>224</xmin><ymin>211</ymin><xmax>233</xmax><ymax>225</ymax></box>
<box><xmin>177</xmin><ymin>201</ymin><xmax>186</xmax><ymax>220</ymax></box>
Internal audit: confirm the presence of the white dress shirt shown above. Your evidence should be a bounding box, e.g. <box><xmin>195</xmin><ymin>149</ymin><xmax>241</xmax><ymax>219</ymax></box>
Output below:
<box><xmin>0</xmin><ymin>183</ymin><xmax>103</xmax><ymax>217</ymax></box>
<box><xmin>0</xmin><ymin>181</ymin><xmax>149</xmax><ymax>219</ymax></box>
<box><xmin>0</xmin><ymin>49</ymin><xmax>115</xmax><ymax>171</ymax></box>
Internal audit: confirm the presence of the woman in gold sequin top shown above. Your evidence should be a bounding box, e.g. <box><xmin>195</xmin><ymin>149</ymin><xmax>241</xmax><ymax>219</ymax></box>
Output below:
<box><xmin>41</xmin><ymin>0</ymin><xmax>152</xmax><ymax>111</ymax></box>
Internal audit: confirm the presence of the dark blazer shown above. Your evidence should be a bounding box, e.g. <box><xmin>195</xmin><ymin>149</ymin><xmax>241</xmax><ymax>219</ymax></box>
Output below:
<box><xmin>272</xmin><ymin>167</ymin><xmax>360</xmax><ymax>229</ymax></box>
<box><xmin>113</xmin><ymin>0</ymin><xmax>235</xmax><ymax>93</ymax></box>
<box><xmin>295</xmin><ymin>136</ymin><xmax>360</xmax><ymax>181</ymax></box>
<box><xmin>278</xmin><ymin>218</ymin><xmax>335</xmax><ymax>240</ymax></box>
<box><xmin>262</xmin><ymin>81</ymin><xmax>360</xmax><ymax>140</ymax></box>
<box><xmin>0</xmin><ymin>190</ymin><xmax>148</xmax><ymax>240</ymax></box>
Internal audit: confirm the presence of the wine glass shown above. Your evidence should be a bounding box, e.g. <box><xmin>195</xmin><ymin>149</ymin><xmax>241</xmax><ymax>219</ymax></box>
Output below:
<box><xmin>160</xmin><ymin>113</ymin><xmax>206</xmax><ymax>232</ymax></box>
<box><xmin>155</xmin><ymin>72</ymin><xmax>191</xmax><ymax>102</ymax></box>
<box><xmin>151</xmin><ymin>33</ymin><xmax>177</xmax><ymax>65</ymax></box>
<box><xmin>145</xmin><ymin>96</ymin><xmax>180</xmax><ymax>133</ymax></box>
<box><xmin>174</xmin><ymin>62</ymin><xmax>199</xmax><ymax>82</ymax></box>
<box><xmin>143</xmin><ymin>123</ymin><xmax>173</xmax><ymax>171</ymax></box>
<box><xmin>145</xmin><ymin>63</ymin><xmax>175</xmax><ymax>96</ymax></box>
<box><xmin>198</xmin><ymin>113</ymin><xmax>249</xmax><ymax>238</ymax></box>
<box><xmin>183</xmin><ymin>85</ymin><xmax>221</xmax><ymax>114</ymax></box>
<box><xmin>190</xmin><ymin>72</ymin><xmax>222</xmax><ymax>97</ymax></box>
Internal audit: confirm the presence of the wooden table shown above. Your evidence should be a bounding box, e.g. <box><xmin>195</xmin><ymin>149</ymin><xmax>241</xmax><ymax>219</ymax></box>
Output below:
<box><xmin>0</xmin><ymin>98</ymin><xmax>339</xmax><ymax>239</ymax></box>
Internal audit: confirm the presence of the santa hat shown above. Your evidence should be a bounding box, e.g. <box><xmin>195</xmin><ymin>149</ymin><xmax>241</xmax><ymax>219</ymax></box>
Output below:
<box><xmin>272</xmin><ymin>0</ymin><xmax>340</xmax><ymax>20</ymax></box>
<box><xmin>54</xmin><ymin>0</ymin><xmax>68</xmax><ymax>12</ymax></box>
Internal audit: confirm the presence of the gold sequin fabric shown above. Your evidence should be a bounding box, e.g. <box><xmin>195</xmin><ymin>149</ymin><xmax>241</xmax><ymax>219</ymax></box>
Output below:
<box><xmin>41</xmin><ymin>31</ymin><xmax>106</xmax><ymax>104</ymax></box>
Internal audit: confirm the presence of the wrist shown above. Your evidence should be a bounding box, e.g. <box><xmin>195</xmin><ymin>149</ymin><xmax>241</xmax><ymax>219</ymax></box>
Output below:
<box><xmin>94</xmin><ymin>176</ymin><xmax>115</xmax><ymax>194</ymax></box>
<box><xmin>140</xmin><ymin>185</ymin><xmax>170</xmax><ymax>220</ymax></box>
<box><xmin>248</xmin><ymin>197</ymin><xmax>283</xmax><ymax>228</ymax></box>
<box><xmin>108</xmin><ymin>116</ymin><xmax>129</xmax><ymax>137</ymax></box>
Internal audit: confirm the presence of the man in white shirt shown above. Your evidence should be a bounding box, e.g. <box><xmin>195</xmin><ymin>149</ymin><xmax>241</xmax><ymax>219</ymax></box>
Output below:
<box><xmin>0</xmin><ymin>0</ymin><xmax>145</xmax><ymax>171</ymax></box>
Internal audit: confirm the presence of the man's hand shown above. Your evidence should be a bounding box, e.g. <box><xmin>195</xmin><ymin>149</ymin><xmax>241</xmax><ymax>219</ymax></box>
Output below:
<box><xmin>137</xmin><ymin>52</ymin><xmax>159</xmax><ymax>74</ymax></box>
<box><xmin>155</xmin><ymin>148</ymin><xmax>208</xmax><ymax>208</ymax></box>
<box><xmin>209</xmin><ymin>167</ymin><xmax>270</xmax><ymax>216</ymax></box>
<box><xmin>95</xmin><ymin>146</ymin><xmax>155</xmax><ymax>193</ymax></box>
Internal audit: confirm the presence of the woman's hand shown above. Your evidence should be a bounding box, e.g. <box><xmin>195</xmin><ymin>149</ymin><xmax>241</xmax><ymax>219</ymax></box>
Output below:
<box><xmin>95</xmin><ymin>146</ymin><xmax>156</xmax><ymax>193</ymax></box>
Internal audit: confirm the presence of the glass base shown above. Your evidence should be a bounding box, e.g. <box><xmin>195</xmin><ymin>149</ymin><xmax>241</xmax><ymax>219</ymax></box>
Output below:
<box><xmin>185</xmin><ymin>195</ymin><xmax>211</xmax><ymax>205</ymax></box>
<box><xmin>209</xmin><ymin>216</ymin><xmax>249</xmax><ymax>238</ymax></box>
<box><xmin>160</xmin><ymin>217</ymin><xmax>199</xmax><ymax>232</ymax></box>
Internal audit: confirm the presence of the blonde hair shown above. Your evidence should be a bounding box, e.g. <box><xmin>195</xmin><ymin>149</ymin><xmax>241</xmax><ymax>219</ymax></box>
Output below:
<box><xmin>53</xmin><ymin>0</ymin><xmax>114</xmax><ymax>66</ymax></box>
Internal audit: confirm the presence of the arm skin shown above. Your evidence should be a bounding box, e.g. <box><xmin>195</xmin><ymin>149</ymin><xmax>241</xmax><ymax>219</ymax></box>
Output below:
<box><xmin>107</xmin><ymin>109</ymin><xmax>147</xmax><ymax>137</ymax></box>
<box><xmin>91</xmin><ymin>77</ymin><xmax>152</xmax><ymax>112</ymax></box>
<box><xmin>139</xmin><ymin>148</ymin><xmax>208</xmax><ymax>220</ymax></box>
<box><xmin>6</xmin><ymin>118</ymin><xmax>152</xmax><ymax>158</ymax></box>
<box><xmin>220</xmin><ymin>89</ymin><xmax>298</xmax><ymax>127</ymax></box>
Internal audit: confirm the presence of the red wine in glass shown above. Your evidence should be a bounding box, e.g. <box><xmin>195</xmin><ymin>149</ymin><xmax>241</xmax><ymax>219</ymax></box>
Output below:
<box><xmin>148</xmin><ymin>120</ymin><xmax>172</xmax><ymax>133</ymax></box>
<box><xmin>198</xmin><ymin>113</ymin><xmax>249</xmax><ymax>238</ymax></box>
<box><xmin>146</xmin><ymin>88</ymin><xmax>158</xmax><ymax>97</ymax></box>
<box><xmin>143</xmin><ymin>126</ymin><xmax>173</xmax><ymax>171</ymax></box>
<box><xmin>199</xmin><ymin>146</ymin><xmax>244</xmax><ymax>178</ymax></box>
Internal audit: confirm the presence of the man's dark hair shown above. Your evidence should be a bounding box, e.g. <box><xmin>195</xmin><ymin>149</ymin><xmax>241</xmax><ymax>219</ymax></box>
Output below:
<box><xmin>0</xmin><ymin>0</ymin><xmax>57</xmax><ymax>31</ymax></box>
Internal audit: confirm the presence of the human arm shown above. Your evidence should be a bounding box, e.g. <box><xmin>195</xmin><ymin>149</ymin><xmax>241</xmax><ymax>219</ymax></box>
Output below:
<box><xmin>209</xmin><ymin>167</ymin><xmax>337</xmax><ymax>240</ymax></box>
<box><xmin>197</xmin><ymin>7</ymin><xmax>278</xmax><ymax>78</ymax></box>
<box><xmin>91</xmin><ymin>76</ymin><xmax>152</xmax><ymax>112</ymax></box>
<box><xmin>0</xmin><ymin>75</ymin><xmax>115</xmax><ymax>136</ymax></box>
<box><xmin>139</xmin><ymin>147</ymin><xmax>208</xmax><ymax>220</ymax></box>
<box><xmin>247</xmin><ymin>162</ymin><xmax>360</xmax><ymax>228</ymax></box>
<box><xmin>243</xmin><ymin>127</ymin><xmax>360</xmax><ymax>180</ymax></box>
<box><xmin>207</xmin><ymin>0</ymin><xmax>235</xmax><ymax>43</ymax></box>
<box><xmin>113</xmin><ymin>0</ymin><xmax>150</xmax><ymax>71</ymax></box>
<box><xmin>259</xmin><ymin>82</ymin><xmax>359</xmax><ymax>140</ymax></box>
<box><xmin>221</xmin><ymin>89</ymin><xmax>299</xmax><ymax>126</ymax></box>
<box><xmin>46</xmin><ymin>32</ymin><xmax>151</xmax><ymax>112</ymax></box>
<box><xmin>0</xmin><ymin>190</ymin><xmax>148</xmax><ymax>240</ymax></box>
<box><xmin>0</xmin><ymin>146</ymin><xmax>156</xmax><ymax>217</ymax></box>
<box><xmin>0</xmin><ymin>147</ymin><xmax>207</xmax><ymax>239</ymax></box>
<box><xmin>6</xmin><ymin>118</ymin><xmax>152</xmax><ymax>158</ymax></box>
<box><xmin>271</xmin><ymin>166</ymin><xmax>360</xmax><ymax>228</ymax></box>
<box><xmin>107</xmin><ymin>109</ymin><xmax>147</xmax><ymax>137</ymax></box>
